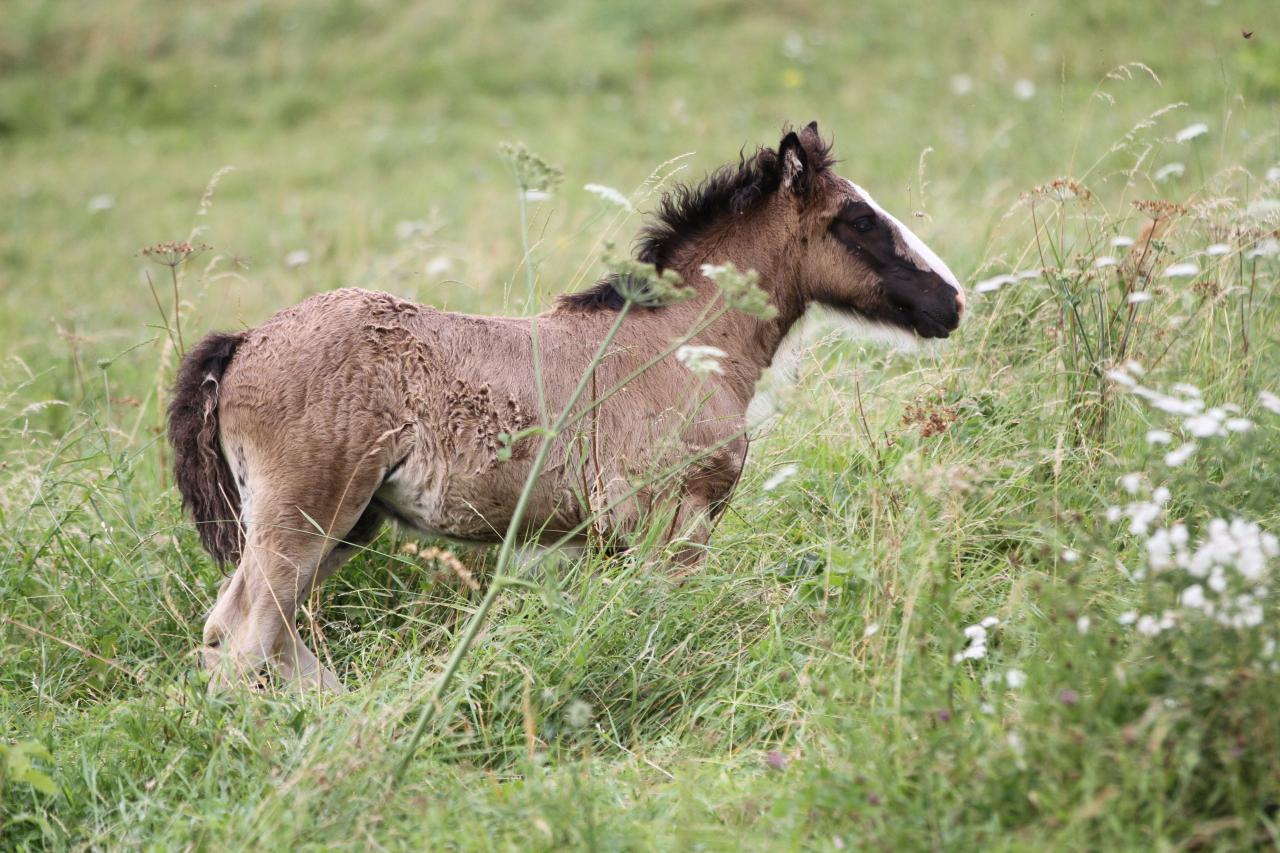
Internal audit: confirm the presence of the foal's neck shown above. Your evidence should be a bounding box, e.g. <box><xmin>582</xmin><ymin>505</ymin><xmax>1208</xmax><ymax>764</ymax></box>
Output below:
<box><xmin>667</xmin><ymin>233</ymin><xmax>808</xmax><ymax>405</ymax></box>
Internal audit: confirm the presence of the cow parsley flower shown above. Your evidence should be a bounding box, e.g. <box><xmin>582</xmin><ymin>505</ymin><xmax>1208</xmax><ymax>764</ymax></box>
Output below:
<box><xmin>1259</xmin><ymin>391</ymin><xmax>1280</xmax><ymax>415</ymax></box>
<box><xmin>1184</xmin><ymin>413</ymin><xmax>1224</xmax><ymax>438</ymax></box>
<box><xmin>953</xmin><ymin>618</ymin><xmax>998</xmax><ymax>663</ymax></box>
<box><xmin>975</xmin><ymin>273</ymin><xmax>1017</xmax><ymax>294</ymax></box>
<box><xmin>1005</xmin><ymin>669</ymin><xmax>1027</xmax><ymax>689</ymax></box>
<box><xmin>1164</xmin><ymin>261</ymin><xmax>1200</xmax><ymax>278</ymax></box>
<box><xmin>676</xmin><ymin>345</ymin><xmax>728</xmax><ymax>377</ymax></box>
<box><xmin>1175</xmin><ymin>122</ymin><xmax>1209</xmax><ymax>143</ymax></box>
<box><xmin>584</xmin><ymin>183</ymin><xmax>633</xmax><ymax>210</ymax></box>
<box><xmin>763</xmin><ymin>463</ymin><xmax>798</xmax><ymax>492</ymax></box>
<box><xmin>1154</xmin><ymin>162</ymin><xmax>1186</xmax><ymax>182</ymax></box>
<box><xmin>1164</xmin><ymin>442</ymin><xmax>1197</xmax><ymax>467</ymax></box>
<box><xmin>1146</xmin><ymin>429</ymin><xmax>1173</xmax><ymax>445</ymax></box>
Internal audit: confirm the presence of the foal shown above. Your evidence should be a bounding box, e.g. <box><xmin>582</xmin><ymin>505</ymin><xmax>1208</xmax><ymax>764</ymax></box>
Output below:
<box><xmin>169</xmin><ymin>122</ymin><xmax>964</xmax><ymax>690</ymax></box>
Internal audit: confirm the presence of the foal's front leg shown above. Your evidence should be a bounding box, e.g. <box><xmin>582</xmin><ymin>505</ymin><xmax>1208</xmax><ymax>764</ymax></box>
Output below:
<box><xmin>661</xmin><ymin>496</ymin><xmax>716</xmax><ymax>580</ymax></box>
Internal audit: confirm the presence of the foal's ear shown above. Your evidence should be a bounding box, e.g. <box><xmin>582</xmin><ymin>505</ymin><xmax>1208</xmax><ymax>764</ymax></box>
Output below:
<box><xmin>779</xmin><ymin>131</ymin><xmax>809</xmax><ymax>194</ymax></box>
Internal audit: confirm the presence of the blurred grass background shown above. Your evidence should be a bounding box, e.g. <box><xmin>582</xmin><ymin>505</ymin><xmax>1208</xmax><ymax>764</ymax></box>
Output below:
<box><xmin>3</xmin><ymin>1</ymin><xmax>1280</xmax><ymax>848</ymax></box>
<box><xmin>2</xmin><ymin>0</ymin><xmax>1275</xmax><ymax>365</ymax></box>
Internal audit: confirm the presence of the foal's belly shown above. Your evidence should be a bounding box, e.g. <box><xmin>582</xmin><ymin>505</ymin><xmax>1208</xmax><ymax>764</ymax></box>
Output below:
<box><xmin>371</xmin><ymin>446</ymin><xmax>584</xmax><ymax>545</ymax></box>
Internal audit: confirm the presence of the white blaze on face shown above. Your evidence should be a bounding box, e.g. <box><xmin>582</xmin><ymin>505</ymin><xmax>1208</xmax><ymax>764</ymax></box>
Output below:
<box><xmin>845</xmin><ymin>179</ymin><xmax>964</xmax><ymax>304</ymax></box>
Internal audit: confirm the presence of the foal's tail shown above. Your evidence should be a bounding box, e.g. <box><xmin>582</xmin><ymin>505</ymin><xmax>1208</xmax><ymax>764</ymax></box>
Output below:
<box><xmin>168</xmin><ymin>331</ymin><xmax>247</xmax><ymax>566</ymax></box>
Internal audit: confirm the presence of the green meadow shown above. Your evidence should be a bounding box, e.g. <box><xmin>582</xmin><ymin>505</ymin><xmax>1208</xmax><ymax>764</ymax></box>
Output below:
<box><xmin>3</xmin><ymin>0</ymin><xmax>1280</xmax><ymax>848</ymax></box>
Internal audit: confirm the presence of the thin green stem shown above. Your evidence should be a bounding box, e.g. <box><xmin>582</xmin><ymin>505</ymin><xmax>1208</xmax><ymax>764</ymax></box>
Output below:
<box><xmin>391</xmin><ymin>301</ymin><xmax>634</xmax><ymax>787</ymax></box>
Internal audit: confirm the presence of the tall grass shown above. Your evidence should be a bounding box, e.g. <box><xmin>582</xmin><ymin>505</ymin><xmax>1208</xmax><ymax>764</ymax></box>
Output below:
<box><xmin>3</xmin><ymin>1</ymin><xmax>1280</xmax><ymax>848</ymax></box>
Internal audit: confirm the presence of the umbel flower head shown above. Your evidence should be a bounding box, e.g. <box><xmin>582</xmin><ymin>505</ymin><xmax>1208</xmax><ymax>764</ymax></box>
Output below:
<box><xmin>601</xmin><ymin>243</ymin><xmax>692</xmax><ymax>308</ymax></box>
<box><xmin>701</xmin><ymin>262</ymin><xmax>778</xmax><ymax>320</ymax></box>
<box><xmin>139</xmin><ymin>241</ymin><xmax>210</xmax><ymax>269</ymax></box>
<box><xmin>498</xmin><ymin>140</ymin><xmax>564</xmax><ymax>194</ymax></box>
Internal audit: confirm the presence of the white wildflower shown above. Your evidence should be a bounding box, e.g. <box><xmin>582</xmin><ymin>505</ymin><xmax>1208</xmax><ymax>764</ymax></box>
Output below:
<box><xmin>975</xmin><ymin>274</ymin><xmax>1017</xmax><ymax>294</ymax></box>
<box><xmin>395</xmin><ymin>220</ymin><xmax>429</xmax><ymax>240</ymax></box>
<box><xmin>1105</xmin><ymin>368</ymin><xmax>1138</xmax><ymax>388</ymax></box>
<box><xmin>1118</xmin><ymin>611</ymin><xmax>1138</xmax><ymax>625</ymax></box>
<box><xmin>1005</xmin><ymin>669</ymin><xmax>1027</xmax><ymax>689</ymax></box>
<box><xmin>1260</xmin><ymin>391</ymin><xmax>1280</xmax><ymax>415</ymax></box>
<box><xmin>1246</xmin><ymin>237</ymin><xmax>1280</xmax><ymax>258</ymax></box>
<box><xmin>762</xmin><ymin>463</ymin><xmax>798</xmax><ymax>492</ymax></box>
<box><xmin>1135</xmin><ymin>614</ymin><xmax>1162</xmax><ymax>636</ymax></box>
<box><xmin>1146</xmin><ymin>429</ymin><xmax>1173</xmax><ymax>445</ymax></box>
<box><xmin>1184</xmin><ymin>414</ymin><xmax>1224</xmax><ymax>438</ymax></box>
<box><xmin>1170</xmin><ymin>383</ymin><xmax>1201</xmax><ymax>398</ymax></box>
<box><xmin>1128</xmin><ymin>291</ymin><xmax>1152</xmax><ymax>304</ymax></box>
<box><xmin>1013</xmin><ymin>79</ymin><xmax>1036</xmax><ymax>100</ymax></box>
<box><xmin>425</xmin><ymin>256</ymin><xmax>453</xmax><ymax>277</ymax></box>
<box><xmin>1076</xmin><ymin>615</ymin><xmax>1091</xmax><ymax>635</ymax></box>
<box><xmin>1095</xmin><ymin>255</ymin><xmax>1118</xmax><ymax>269</ymax></box>
<box><xmin>1163</xmin><ymin>261</ymin><xmax>1200</xmax><ymax>278</ymax></box>
<box><xmin>1120</xmin><ymin>473</ymin><xmax>1143</xmax><ymax>494</ymax></box>
<box><xmin>1154</xmin><ymin>162</ymin><xmax>1185</xmax><ymax>182</ymax></box>
<box><xmin>285</xmin><ymin>250</ymin><xmax>310</xmax><ymax>268</ymax></box>
<box><xmin>863</xmin><ymin>623</ymin><xmax>880</xmax><ymax>638</ymax></box>
<box><xmin>1061</xmin><ymin>549</ymin><xmax>1080</xmax><ymax>563</ymax></box>
<box><xmin>87</xmin><ymin>194</ymin><xmax>115</xmax><ymax>213</ymax></box>
<box><xmin>524</xmin><ymin>189</ymin><xmax>552</xmax><ymax>202</ymax></box>
<box><xmin>1225</xmin><ymin>418</ymin><xmax>1253</xmax><ymax>433</ymax></box>
<box><xmin>954</xmin><ymin>619</ymin><xmax>998</xmax><ymax>663</ymax></box>
<box><xmin>1175</xmin><ymin>122</ymin><xmax>1209</xmax><ymax>143</ymax></box>
<box><xmin>1205</xmin><ymin>243</ymin><xmax>1232</xmax><ymax>256</ymax></box>
<box><xmin>781</xmin><ymin>31</ymin><xmax>806</xmax><ymax>60</ymax></box>
<box><xmin>1164</xmin><ymin>442</ymin><xmax>1197</xmax><ymax>467</ymax></box>
<box><xmin>1180</xmin><ymin>584</ymin><xmax>1207</xmax><ymax>611</ymax></box>
<box><xmin>1246</xmin><ymin>201</ymin><xmax>1280</xmax><ymax>220</ymax></box>
<box><xmin>583</xmin><ymin>183</ymin><xmax>633</xmax><ymax>210</ymax></box>
<box><xmin>676</xmin><ymin>344</ymin><xmax>727</xmax><ymax>377</ymax></box>
<box><xmin>1111</xmin><ymin>235</ymin><xmax>1136</xmax><ymax>249</ymax></box>
<box><xmin>951</xmin><ymin>74</ymin><xmax>975</xmax><ymax>96</ymax></box>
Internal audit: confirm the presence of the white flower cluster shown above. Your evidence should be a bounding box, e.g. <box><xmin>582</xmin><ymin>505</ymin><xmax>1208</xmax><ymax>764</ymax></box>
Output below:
<box><xmin>675</xmin><ymin>344</ymin><xmax>727</xmax><ymax>377</ymax></box>
<box><xmin>1107</xmin><ymin>476</ymin><xmax>1171</xmax><ymax>536</ymax></box>
<box><xmin>953</xmin><ymin>616</ymin><xmax>999</xmax><ymax>663</ymax></box>
<box><xmin>1114</xmin><ymin>499</ymin><xmax>1277</xmax><ymax>632</ymax></box>
<box><xmin>1104</xmin><ymin>365</ymin><xmax>1276</xmax><ymax>468</ymax></box>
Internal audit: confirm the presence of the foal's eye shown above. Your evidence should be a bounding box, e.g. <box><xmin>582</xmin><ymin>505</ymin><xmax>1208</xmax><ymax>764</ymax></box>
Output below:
<box><xmin>852</xmin><ymin>216</ymin><xmax>875</xmax><ymax>233</ymax></box>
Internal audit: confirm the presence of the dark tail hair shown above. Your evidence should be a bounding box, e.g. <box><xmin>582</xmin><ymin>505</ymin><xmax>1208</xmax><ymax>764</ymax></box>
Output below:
<box><xmin>168</xmin><ymin>331</ymin><xmax>247</xmax><ymax>565</ymax></box>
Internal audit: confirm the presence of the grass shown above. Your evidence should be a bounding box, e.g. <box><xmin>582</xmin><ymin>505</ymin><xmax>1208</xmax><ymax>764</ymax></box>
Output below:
<box><xmin>3</xmin><ymin>0</ymin><xmax>1280</xmax><ymax>848</ymax></box>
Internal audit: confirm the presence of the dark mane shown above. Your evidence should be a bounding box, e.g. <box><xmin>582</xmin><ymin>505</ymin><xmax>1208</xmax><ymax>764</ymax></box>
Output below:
<box><xmin>557</xmin><ymin>272</ymin><xmax>641</xmax><ymax>312</ymax></box>
<box><xmin>559</xmin><ymin>128</ymin><xmax>836</xmax><ymax>312</ymax></box>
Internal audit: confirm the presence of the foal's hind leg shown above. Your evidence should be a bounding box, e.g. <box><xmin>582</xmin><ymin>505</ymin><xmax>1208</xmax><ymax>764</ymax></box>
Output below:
<box><xmin>278</xmin><ymin>506</ymin><xmax>385</xmax><ymax>686</ymax></box>
<box><xmin>202</xmin><ymin>489</ymin><xmax>377</xmax><ymax>692</ymax></box>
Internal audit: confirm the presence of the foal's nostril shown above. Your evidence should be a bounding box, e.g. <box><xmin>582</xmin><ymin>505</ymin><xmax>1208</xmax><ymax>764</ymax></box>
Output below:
<box><xmin>955</xmin><ymin>289</ymin><xmax>966</xmax><ymax>316</ymax></box>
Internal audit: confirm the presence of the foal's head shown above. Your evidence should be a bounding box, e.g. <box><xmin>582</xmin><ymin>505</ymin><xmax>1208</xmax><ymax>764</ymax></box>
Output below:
<box><xmin>775</xmin><ymin>123</ymin><xmax>965</xmax><ymax>339</ymax></box>
<box><xmin>628</xmin><ymin>122</ymin><xmax>964</xmax><ymax>339</ymax></box>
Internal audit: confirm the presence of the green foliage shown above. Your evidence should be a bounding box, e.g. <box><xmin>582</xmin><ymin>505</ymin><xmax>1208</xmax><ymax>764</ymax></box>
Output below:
<box><xmin>2</xmin><ymin>0</ymin><xmax>1280</xmax><ymax>849</ymax></box>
